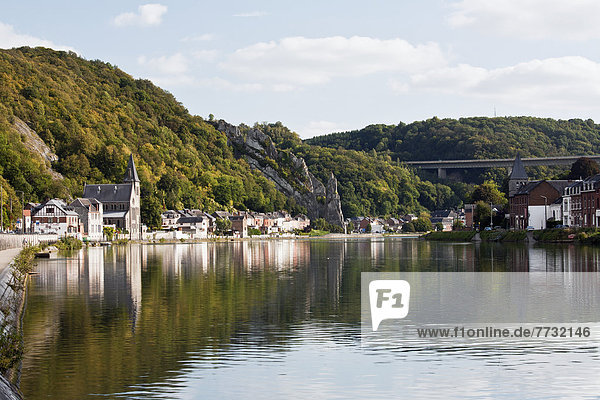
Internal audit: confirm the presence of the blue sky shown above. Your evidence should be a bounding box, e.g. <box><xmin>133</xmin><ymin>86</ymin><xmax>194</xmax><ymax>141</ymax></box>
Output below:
<box><xmin>2</xmin><ymin>1</ymin><xmax>600</xmax><ymax>138</ymax></box>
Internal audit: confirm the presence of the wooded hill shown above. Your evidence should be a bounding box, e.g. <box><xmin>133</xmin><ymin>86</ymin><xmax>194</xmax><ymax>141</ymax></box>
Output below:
<box><xmin>0</xmin><ymin>47</ymin><xmax>460</xmax><ymax>227</ymax></box>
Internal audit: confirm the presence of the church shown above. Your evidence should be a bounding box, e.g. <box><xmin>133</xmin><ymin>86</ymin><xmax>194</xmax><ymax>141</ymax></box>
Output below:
<box><xmin>83</xmin><ymin>154</ymin><xmax>141</xmax><ymax>240</ymax></box>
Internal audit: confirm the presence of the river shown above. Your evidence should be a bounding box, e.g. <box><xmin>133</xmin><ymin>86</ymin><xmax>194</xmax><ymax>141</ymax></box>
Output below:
<box><xmin>19</xmin><ymin>239</ymin><xmax>600</xmax><ymax>399</ymax></box>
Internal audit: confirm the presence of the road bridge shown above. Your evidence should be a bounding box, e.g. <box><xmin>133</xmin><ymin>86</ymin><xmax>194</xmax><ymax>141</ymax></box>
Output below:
<box><xmin>404</xmin><ymin>155</ymin><xmax>600</xmax><ymax>178</ymax></box>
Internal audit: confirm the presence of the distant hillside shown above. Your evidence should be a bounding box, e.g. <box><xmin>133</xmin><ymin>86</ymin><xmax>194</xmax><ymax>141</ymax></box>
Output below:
<box><xmin>0</xmin><ymin>47</ymin><xmax>464</xmax><ymax>227</ymax></box>
<box><xmin>306</xmin><ymin>117</ymin><xmax>600</xmax><ymax>161</ymax></box>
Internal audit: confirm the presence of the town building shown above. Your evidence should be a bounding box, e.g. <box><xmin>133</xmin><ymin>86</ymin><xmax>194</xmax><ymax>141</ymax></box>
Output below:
<box><xmin>31</xmin><ymin>199</ymin><xmax>80</xmax><ymax>236</ymax></box>
<box><xmin>70</xmin><ymin>198</ymin><xmax>103</xmax><ymax>241</ymax></box>
<box><xmin>83</xmin><ymin>154</ymin><xmax>141</xmax><ymax>240</ymax></box>
<box><xmin>177</xmin><ymin>215</ymin><xmax>209</xmax><ymax>238</ymax></box>
<box><xmin>161</xmin><ymin>210</ymin><xmax>181</xmax><ymax>230</ymax></box>
<box><xmin>431</xmin><ymin>210</ymin><xmax>457</xmax><ymax>231</ymax></box>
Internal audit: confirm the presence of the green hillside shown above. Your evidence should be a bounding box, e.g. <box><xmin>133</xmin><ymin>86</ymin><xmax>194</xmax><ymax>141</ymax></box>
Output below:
<box><xmin>0</xmin><ymin>47</ymin><xmax>293</xmax><ymax>228</ymax></box>
<box><xmin>0</xmin><ymin>47</ymin><xmax>460</xmax><ymax>227</ymax></box>
<box><xmin>305</xmin><ymin>117</ymin><xmax>600</xmax><ymax>161</ymax></box>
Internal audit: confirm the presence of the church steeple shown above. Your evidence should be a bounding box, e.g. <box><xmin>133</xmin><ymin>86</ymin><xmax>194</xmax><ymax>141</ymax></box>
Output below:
<box><xmin>508</xmin><ymin>153</ymin><xmax>528</xmax><ymax>197</ymax></box>
<box><xmin>509</xmin><ymin>153</ymin><xmax>528</xmax><ymax>180</ymax></box>
<box><xmin>123</xmin><ymin>154</ymin><xmax>140</xmax><ymax>183</ymax></box>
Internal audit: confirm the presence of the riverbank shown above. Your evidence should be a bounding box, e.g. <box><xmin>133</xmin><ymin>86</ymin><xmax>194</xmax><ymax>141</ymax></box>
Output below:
<box><xmin>425</xmin><ymin>228</ymin><xmax>600</xmax><ymax>244</ymax></box>
<box><xmin>138</xmin><ymin>232</ymin><xmax>424</xmax><ymax>244</ymax></box>
<box><xmin>0</xmin><ymin>247</ymin><xmax>39</xmax><ymax>400</ymax></box>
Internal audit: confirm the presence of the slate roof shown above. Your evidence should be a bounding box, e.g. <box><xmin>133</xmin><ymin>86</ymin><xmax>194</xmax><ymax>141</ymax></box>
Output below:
<box><xmin>178</xmin><ymin>216</ymin><xmax>206</xmax><ymax>224</ymax></box>
<box><xmin>509</xmin><ymin>154</ymin><xmax>528</xmax><ymax>180</ymax></box>
<box><xmin>104</xmin><ymin>210</ymin><xmax>128</xmax><ymax>219</ymax></box>
<box><xmin>70</xmin><ymin>198</ymin><xmax>101</xmax><ymax>212</ymax></box>
<box><xmin>83</xmin><ymin>184</ymin><xmax>133</xmax><ymax>202</ymax></box>
<box><xmin>515</xmin><ymin>180</ymin><xmax>567</xmax><ymax>196</ymax></box>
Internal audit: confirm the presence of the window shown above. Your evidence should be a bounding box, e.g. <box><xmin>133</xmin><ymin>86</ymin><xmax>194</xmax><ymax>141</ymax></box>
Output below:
<box><xmin>47</xmin><ymin>207</ymin><xmax>54</xmax><ymax>214</ymax></box>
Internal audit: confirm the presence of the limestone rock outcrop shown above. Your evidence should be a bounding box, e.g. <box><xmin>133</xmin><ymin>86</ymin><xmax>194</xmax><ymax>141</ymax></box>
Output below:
<box><xmin>216</xmin><ymin>120</ymin><xmax>344</xmax><ymax>227</ymax></box>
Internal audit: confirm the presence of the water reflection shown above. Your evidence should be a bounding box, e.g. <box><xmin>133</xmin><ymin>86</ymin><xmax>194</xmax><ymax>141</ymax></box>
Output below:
<box><xmin>20</xmin><ymin>239</ymin><xmax>600</xmax><ymax>399</ymax></box>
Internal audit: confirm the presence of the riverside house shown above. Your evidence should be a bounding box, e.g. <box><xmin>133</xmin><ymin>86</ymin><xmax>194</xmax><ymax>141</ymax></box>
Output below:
<box><xmin>31</xmin><ymin>199</ymin><xmax>80</xmax><ymax>236</ymax></box>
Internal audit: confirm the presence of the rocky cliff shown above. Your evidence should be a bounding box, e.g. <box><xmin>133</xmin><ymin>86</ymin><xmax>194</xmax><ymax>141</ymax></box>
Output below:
<box><xmin>216</xmin><ymin>120</ymin><xmax>344</xmax><ymax>226</ymax></box>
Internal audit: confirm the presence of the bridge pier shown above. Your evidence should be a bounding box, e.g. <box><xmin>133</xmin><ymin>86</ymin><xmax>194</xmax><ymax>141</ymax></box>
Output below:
<box><xmin>437</xmin><ymin>168</ymin><xmax>446</xmax><ymax>179</ymax></box>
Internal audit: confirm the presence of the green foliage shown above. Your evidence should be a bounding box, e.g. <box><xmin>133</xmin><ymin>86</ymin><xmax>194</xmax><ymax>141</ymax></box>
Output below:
<box><xmin>55</xmin><ymin>236</ymin><xmax>83</xmax><ymax>250</ymax></box>
<box><xmin>568</xmin><ymin>157</ymin><xmax>600</xmax><ymax>180</ymax></box>
<box><xmin>435</xmin><ymin>222</ymin><xmax>444</xmax><ymax>232</ymax></box>
<box><xmin>307</xmin><ymin>117</ymin><xmax>600</xmax><ymax>164</ymax></box>
<box><xmin>470</xmin><ymin>180</ymin><xmax>507</xmax><ymax>205</ymax></box>
<box><xmin>474</xmin><ymin>201</ymin><xmax>491</xmax><ymax>226</ymax></box>
<box><xmin>425</xmin><ymin>231</ymin><xmax>475</xmax><ymax>241</ymax></box>
<box><xmin>215</xmin><ymin>218</ymin><xmax>232</xmax><ymax>235</ymax></box>
<box><xmin>413</xmin><ymin>216</ymin><xmax>432</xmax><ymax>232</ymax></box>
<box><xmin>292</xmin><ymin>143</ymin><xmax>458</xmax><ymax>217</ymax></box>
<box><xmin>310</xmin><ymin>217</ymin><xmax>343</xmax><ymax>233</ymax></box>
<box><xmin>402</xmin><ymin>222</ymin><xmax>415</xmax><ymax>232</ymax></box>
<box><xmin>0</xmin><ymin>321</ymin><xmax>23</xmax><ymax>374</ymax></box>
<box><xmin>0</xmin><ymin>47</ymin><xmax>295</xmax><ymax>224</ymax></box>
<box><xmin>347</xmin><ymin>221</ymin><xmax>354</xmax><ymax>232</ymax></box>
<box><xmin>306</xmin><ymin>116</ymin><xmax>600</xmax><ymax>189</ymax></box>
<box><xmin>248</xmin><ymin>227</ymin><xmax>261</xmax><ymax>236</ymax></box>
<box><xmin>103</xmin><ymin>226</ymin><xmax>115</xmax><ymax>241</ymax></box>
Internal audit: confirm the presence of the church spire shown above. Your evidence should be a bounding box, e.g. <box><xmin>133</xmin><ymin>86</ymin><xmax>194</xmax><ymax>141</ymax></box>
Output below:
<box><xmin>509</xmin><ymin>153</ymin><xmax>528</xmax><ymax>180</ymax></box>
<box><xmin>123</xmin><ymin>154</ymin><xmax>140</xmax><ymax>183</ymax></box>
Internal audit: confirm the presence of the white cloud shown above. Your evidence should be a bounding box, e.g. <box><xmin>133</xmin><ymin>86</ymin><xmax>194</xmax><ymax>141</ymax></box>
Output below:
<box><xmin>198</xmin><ymin>77</ymin><xmax>264</xmax><ymax>92</ymax></box>
<box><xmin>181</xmin><ymin>34</ymin><xmax>215</xmax><ymax>42</ymax></box>
<box><xmin>447</xmin><ymin>0</ymin><xmax>600</xmax><ymax>40</ymax></box>
<box><xmin>220</xmin><ymin>36</ymin><xmax>447</xmax><ymax>87</ymax></box>
<box><xmin>138</xmin><ymin>53</ymin><xmax>188</xmax><ymax>74</ymax></box>
<box><xmin>399</xmin><ymin>56</ymin><xmax>600</xmax><ymax>111</ymax></box>
<box><xmin>0</xmin><ymin>22</ymin><xmax>75</xmax><ymax>51</ymax></box>
<box><xmin>113</xmin><ymin>4</ymin><xmax>168</xmax><ymax>27</ymax></box>
<box><xmin>233</xmin><ymin>11</ymin><xmax>267</xmax><ymax>17</ymax></box>
<box><xmin>191</xmin><ymin>50</ymin><xmax>219</xmax><ymax>62</ymax></box>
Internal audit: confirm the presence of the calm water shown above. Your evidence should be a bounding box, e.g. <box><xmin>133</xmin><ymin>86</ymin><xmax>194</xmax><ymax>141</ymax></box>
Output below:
<box><xmin>20</xmin><ymin>239</ymin><xmax>600</xmax><ymax>399</ymax></box>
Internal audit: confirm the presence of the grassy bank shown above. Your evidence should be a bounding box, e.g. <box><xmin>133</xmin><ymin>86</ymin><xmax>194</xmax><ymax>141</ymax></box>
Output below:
<box><xmin>425</xmin><ymin>230</ymin><xmax>527</xmax><ymax>242</ymax></box>
<box><xmin>425</xmin><ymin>231</ymin><xmax>476</xmax><ymax>241</ymax></box>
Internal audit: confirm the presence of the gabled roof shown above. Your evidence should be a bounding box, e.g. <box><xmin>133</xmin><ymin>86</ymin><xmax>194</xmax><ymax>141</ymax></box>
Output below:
<box><xmin>547</xmin><ymin>180</ymin><xmax>571</xmax><ymax>193</ymax></box>
<box><xmin>509</xmin><ymin>154</ymin><xmax>528</xmax><ymax>180</ymax></box>
<box><xmin>515</xmin><ymin>181</ymin><xmax>543</xmax><ymax>195</ymax></box>
<box><xmin>70</xmin><ymin>198</ymin><xmax>101</xmax><ymax>212</ymax></box>
<box><xmin>35</xmin><ymin>198</ymin><xmax>79</xmax><ymax>216</ymax></box>
<box><xmin>515</xmin><ymin>180</ymin><xmax>564</xmax><ymax>196</ymax></box>
<box><xmin>83</xmin><ymin>184</ymin><xmax>133</xmax><ymax>203</ymax></box>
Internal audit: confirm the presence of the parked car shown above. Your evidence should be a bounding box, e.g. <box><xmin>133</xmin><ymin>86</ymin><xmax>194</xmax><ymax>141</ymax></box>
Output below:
<box><xmin>484</xmin><ymin>227</ymin><xmax>492</xmax><ymax>231</ymax></box>
<box><xmin>526</xmin><ymin>226</ymin><xmax>535</xmax><ymax>231</ymax></box>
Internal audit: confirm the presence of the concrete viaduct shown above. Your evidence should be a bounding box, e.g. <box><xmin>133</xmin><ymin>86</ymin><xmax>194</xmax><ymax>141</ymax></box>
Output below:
<box><xmin>404</xmin><ymin>155</ymin><xmax>600</xmax><ymax>178</ymax></box>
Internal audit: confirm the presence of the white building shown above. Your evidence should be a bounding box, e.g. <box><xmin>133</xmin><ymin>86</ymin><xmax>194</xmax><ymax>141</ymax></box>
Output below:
<box><xmin>31</xmin><ymin>199</ymin><xmax>80</xmax><ymax>236</ymax></box>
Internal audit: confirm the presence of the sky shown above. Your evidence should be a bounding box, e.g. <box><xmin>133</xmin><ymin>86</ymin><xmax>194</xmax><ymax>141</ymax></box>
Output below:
<box><xmin>2</xmin><ymin>0</ymin><xmax>600</xmax><ymax>138</ymax></box>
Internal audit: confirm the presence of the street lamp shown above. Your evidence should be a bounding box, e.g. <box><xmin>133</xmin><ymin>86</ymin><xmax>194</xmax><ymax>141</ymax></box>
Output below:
<box><xmin>540</xmin><ymin>195</ymin><xmax>548</xmax><ymax>229</ymax></box>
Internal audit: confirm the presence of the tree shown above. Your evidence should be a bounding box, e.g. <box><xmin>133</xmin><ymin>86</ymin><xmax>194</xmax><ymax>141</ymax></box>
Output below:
<box><xmin>402</xmin><ymin>222</ymin><xmax>415</xmax><ymax>232</ymax></box>
<box><xmin>141</xmin><ymin>195</ymin><xmax>162</xmax><ymax>230</ymax></box>
<box><xmin>347</xmin><ymin>221</ymin><xmax>355</xmax><ymax>232</ymax></box>
<box><xmin>435</xmin><ymin>222</ymin><xmax>444</xmax><ymax>232</ymax></box>
<box><xmin>470</xmin><ymin>180</ymin><xmax>507</xmax><ymax>205</ymax></box>
<box><xmin>366</xmin><ymin>223</ymin><xmax>372</xmax><ymax>233</ymax></box>
<box><xmin>413</xmin><ymin>216</ymin><xmax>432</xmax><ymax>232</ymax></box>
<box><xmin>103</xmin><ymin>226</ymin><xmax>115</xmax><ymax>241</ymax></box>
<box><xmin>474</xmin><ymin>201</ymin><xmax>491</xmax><ymax>227</ymax></box>
<box><xmin>215</xmin><ymin>218</ymin><xmax>232</xmax><ymax>235</ymax></box>
<box><xmin>568</xmin><ymin>157</ymin><xmax>600</xmax><ymax>180</ymax></box>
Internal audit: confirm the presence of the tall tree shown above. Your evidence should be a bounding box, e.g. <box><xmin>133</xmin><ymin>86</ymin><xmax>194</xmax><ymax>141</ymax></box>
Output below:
<box><xmin>568</xmin><ymin>157</ymin><xmax>600</xmax><ymax>180</ymax></box>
